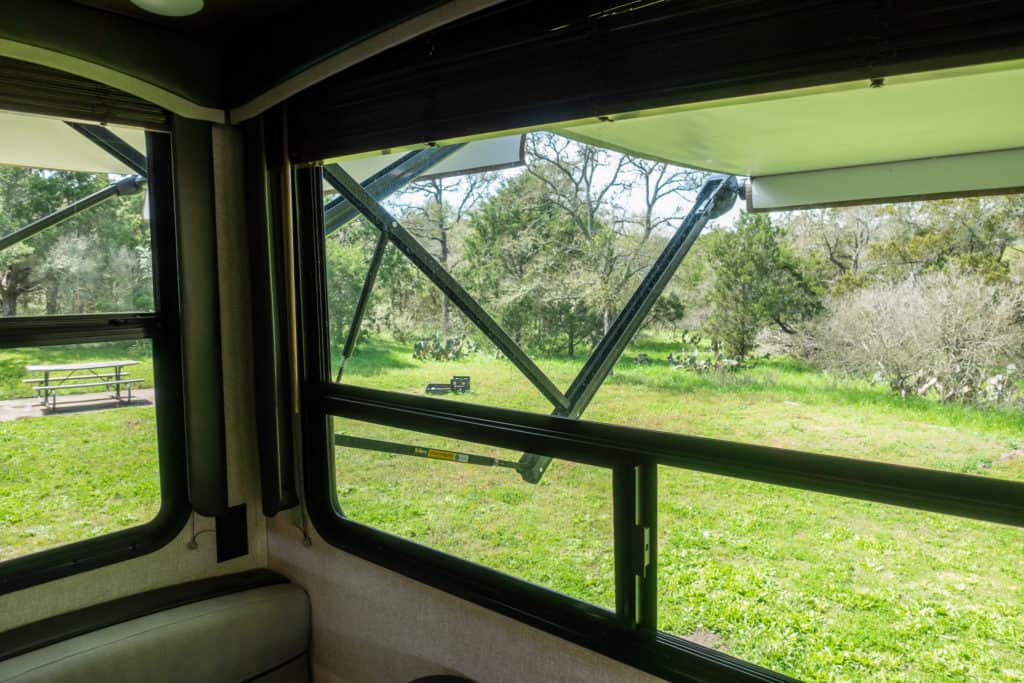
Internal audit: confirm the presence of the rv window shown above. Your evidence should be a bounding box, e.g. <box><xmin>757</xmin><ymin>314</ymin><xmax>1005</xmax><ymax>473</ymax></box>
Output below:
<box><xmin>325</xmin><ymin>136</ymin><xmax>1024</xmax><ymax>486</ymax></box>
<box><xmin>302</xmin><ymin>133</ymin><xmax>1024</xmax><ymax>682</ymax></box>
<box><xmin>0</xmin><ymin>120</ymin><xmax>185</xmax><ymax>594</ymax></box>
<box><xmin>657</xmin><ymin>468</ymin><xmax>1024</xmax><ymax>682</ymax></box>
<box><xmin>332</xmin><ymin>415</ymin><xmax>615</xmax><ymax>609</ymax></box>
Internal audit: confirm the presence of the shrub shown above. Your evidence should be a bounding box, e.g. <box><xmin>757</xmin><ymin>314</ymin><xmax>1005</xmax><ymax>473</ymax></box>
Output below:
<box><xmin>800</xmin><ymin>270</ymin><xmax>1024</xmax><ymax>403</ymax></box>
<box><xmin>667</xmin><ymin>330</ymin><xmax>747</xmax><ymax>373</ymax></box>
<box><xmin>412</xmin><ymin>334</ymin><xmax>478</xmax><ymax>361</ymax></box>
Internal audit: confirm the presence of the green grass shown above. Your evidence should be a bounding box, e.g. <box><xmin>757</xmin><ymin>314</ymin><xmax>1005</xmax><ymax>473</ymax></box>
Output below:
<box><xmin>334</xmin><ymin>337</ymin><xmax>1024</xmax><ymax>682</ymax></box>
<box><xmin>2</xmin><ymin>337</ymin><xmax>1022</xmax><ymax>681</ymax></box>
<box><xmin>0</xmin><ymin>406</ymin><xmax>160</xmax><ymax>559</ymax></box>
<box><xmin>340</xmin><ymin>338</ymin><xmax>1024</xmax><ymax>480</ymax></box>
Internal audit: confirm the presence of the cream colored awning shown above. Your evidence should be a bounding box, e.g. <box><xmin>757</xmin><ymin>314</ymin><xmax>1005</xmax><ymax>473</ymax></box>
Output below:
<box><xmin>0</xmin><ymin>110</ymin><xmax>146</xmax><ymax>174</ymax></box>
<box><xmin>560</xmin><ymin>59</ymin><xmax>1024</xmax><ymax>177</ymax></box>
<box><xmin>558</xmin><ymin>59</ymin><xmax>1024</xmax><ymax>208</ymax></box>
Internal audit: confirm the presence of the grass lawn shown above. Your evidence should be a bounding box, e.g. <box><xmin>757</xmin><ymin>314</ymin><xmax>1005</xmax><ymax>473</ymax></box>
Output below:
<box><xmin>0</xmin><ymin>406</ymin><xmax>160</xmax><ymax>559</ymax></box>
<box><xmin>334</xmin><ymin>337</ymin><xmax>1024</xmax><ymax>682</ymax></box>
<box><xmin>1</xmin><ymin>336</ymin><xmax>1021</xmax><ymax>681</ymax></box>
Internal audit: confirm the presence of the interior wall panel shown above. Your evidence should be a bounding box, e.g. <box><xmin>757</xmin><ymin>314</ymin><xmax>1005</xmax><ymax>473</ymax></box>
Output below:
<box><xmin>266</xmin><ymin>516</ymin><xmax>662</xmax><ymax>683</ymax></box>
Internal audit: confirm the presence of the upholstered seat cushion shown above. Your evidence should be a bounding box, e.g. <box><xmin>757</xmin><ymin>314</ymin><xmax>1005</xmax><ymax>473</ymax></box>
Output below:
<box><xmin>0</xmin><ymin>583</ymin><xmax>310</xmax><ymax>683</ymax></box>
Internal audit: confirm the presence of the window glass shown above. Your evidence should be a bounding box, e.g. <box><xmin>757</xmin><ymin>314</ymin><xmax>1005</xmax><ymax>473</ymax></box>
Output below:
<box><xmin>327</xmin><ymin>136</ymin><xmax>1024</xmax><ymax>483</ymax></box>
<box><xmin>321</xmin><ymin>133</ymin><xmax>1024</xmax><ymax>680</ymax></box>
<box><xmin>323</xmin><ymin>212</ymin><xmax>562</xmax><ymax>413</ymax></box>
<box><xmin>0</xmin><ymin>166</ymin><xmax>153</xmax><ymax>317</ymax></box>
<box><xmin>332</xmin><ymin>416</ymin><xmax>615</xmax><ymax>609</ymax></box>
<box><xmin>324</xmin><ymin>216</ymin><xmax>384</xmax><ymax>380</ymax></box>
<box><xmin>584</xmin><ymin>196</ymin><xmax>1024</xmax><ymax>483</ymax></box>
<box><xmin>658</xmin><ymin>467</ymin><xmax>1024</xmax><ymax>682</ymax></box>
<box><xmin>0</xmin><ymin>340</ymin><xmax>160</xmax><ymax>560</ymax></box>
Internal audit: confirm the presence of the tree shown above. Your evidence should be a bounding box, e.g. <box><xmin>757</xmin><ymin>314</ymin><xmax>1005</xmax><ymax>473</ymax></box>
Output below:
<box><xmin>462</xmin><ymin>171</ymin><xmax>592</xmax><ymax>353</ymax></box>
<box><xmin>871</xmin><ymin>196</ymin><xmax>1024</xmax><ymax>282</ymax></box>
<box><xmin>525</xmin><ymin>132</ymin><xmax>702</xmax><ymax>338</ymax></box>
<box><xmin>0</xmin><ymin>167</ymin><xmax>150</xmax><ymax>317</ymax></box>
<box><xmin>394</xmin><ymin>173</ymin><xmax>494</xmax><ymax>331</ymax></box>
<box><xmin>783</xmin><ymin>206</ymin><xmax>893</xmax><ymax>292</ymax></box>
<box><xmin>323</xmin><ymin>216</ymin><xmax>436</xmax><ymax>349</ymax></box>
<box><xmin>0</xmin><ymin>242</ymin><xmax>33</xmax><ymax>316</ymax></box>
<box><xmin>704</xmin><ymin>212</ymin><xmax>822</xmax><ymax>358</ymax></box>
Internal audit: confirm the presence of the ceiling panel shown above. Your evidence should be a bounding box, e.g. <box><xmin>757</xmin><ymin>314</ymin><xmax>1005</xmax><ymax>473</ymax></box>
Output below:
<box><xmin>70</xmin><ymin>0</ymin><xmax>306</xmax><ymax>33</ymax></box>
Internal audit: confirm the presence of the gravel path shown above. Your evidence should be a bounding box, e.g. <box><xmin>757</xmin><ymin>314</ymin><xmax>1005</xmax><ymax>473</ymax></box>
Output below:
<box><xmin>0</xmin><ymin>388</ymin><xmax>155</xmax><ymax>421</ymax></box>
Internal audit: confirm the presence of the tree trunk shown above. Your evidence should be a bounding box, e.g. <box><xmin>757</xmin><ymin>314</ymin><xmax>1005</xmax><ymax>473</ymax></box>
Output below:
<box><xmin>1</xmin><ymin>290</ymin><xmax>18</xmax><ymax>316</ymax></box>
<box><xmin>440</xmin><ymin>224</ymin><xmax>451</xmax><ymax>333</ymax></box>
<box><xmin>46</xmin><ymin>282</ymin><xmax>59</xmax><ymax>314</ymax></box>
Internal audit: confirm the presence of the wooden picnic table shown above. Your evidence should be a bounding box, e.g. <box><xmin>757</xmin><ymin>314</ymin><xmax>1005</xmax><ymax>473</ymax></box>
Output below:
<box><xmin>23</xmin><ymin>360</ymin><xmax>142</xmax><ymax>410</ymax></box>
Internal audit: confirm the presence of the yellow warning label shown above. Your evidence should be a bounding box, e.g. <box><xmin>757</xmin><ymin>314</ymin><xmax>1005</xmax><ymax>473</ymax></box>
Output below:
<box><xmin>427</xmin><ymin>448</ymin><xmax>456</xmax><ymax>461</ymax></box>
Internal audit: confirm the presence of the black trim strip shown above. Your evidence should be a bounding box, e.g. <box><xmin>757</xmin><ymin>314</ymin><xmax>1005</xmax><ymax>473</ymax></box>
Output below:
<box><xmin>0</xmin><ymin>313</ymin><xmax>158</xmax><ymax>348</ymax></box>
<box><xmin>322</xmin><ymin>383</ymin><xmax>1024</xmax><ymax>528</ymax></box>
<box><xmin>240</xmin><ymin>651</ymin><xmax>309</xmax><ymax>683</ymax></box>
<box><xmin>0</xmin><ymin>570</ymin><xmax>288</xmax><ymax>662</ymax></box>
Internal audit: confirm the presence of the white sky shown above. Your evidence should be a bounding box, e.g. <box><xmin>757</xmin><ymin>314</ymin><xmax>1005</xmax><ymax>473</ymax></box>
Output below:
<box><xmin>390</xmin><ymin>133</ymin><xmax>745</xmax><ymax>237</ymax></box>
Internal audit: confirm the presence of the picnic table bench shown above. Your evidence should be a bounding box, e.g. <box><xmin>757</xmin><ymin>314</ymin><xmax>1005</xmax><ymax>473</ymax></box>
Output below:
<box><xmin>23</xmin><ymin>360</ymin><xmax>142</xmax><ymax>411</ymax></box>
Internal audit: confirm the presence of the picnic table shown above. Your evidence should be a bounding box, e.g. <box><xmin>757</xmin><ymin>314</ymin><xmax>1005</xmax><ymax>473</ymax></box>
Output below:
<box><xmin>23</xmin><ymin>360</ymin><xmax>142</xmax><ymax>411</ymax></box>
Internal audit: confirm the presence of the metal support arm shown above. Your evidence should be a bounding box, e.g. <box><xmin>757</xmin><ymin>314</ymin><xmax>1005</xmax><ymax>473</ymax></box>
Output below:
<box><xmin>336</xmin><ymin>231</ymin><xmax>389</xmax><ymax>382</ymax></box>
<box><xmin>0</xmin><ymin>175</ymin><xmax>145</xmax><ymax>253</ymax></box>
<box><xmin>328</xmin><ymin>148</ymin><xmax>468</xmax><ymax>382</ymax></box>
<box><xmin>518</xmin><ymin>175</ymin><xmax>741</xmax><ymax>483</ymax></box>
<box><xmin>326</xmin><ymin>165</ymin><xmax>570</xmax><ymax>412</ymax></box>
<box><xmin>336</xmin><ymin>432</ymin><xmax>525</xmax><ymax>472</ymax></box>
<box><xmin>66</xmin><ymin>122</ymin><xmax>149</xmax><ymax>177</ymax></box>
<box><xmin>323</xmin><ymin>145</ymin><xmax>465</xmax><ymax>235</ymax></box>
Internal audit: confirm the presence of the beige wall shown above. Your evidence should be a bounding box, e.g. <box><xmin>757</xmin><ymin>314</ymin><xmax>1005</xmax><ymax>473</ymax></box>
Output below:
<box><xmin>267</xmin><ymin>514</ymin><xmax>662</xmax><ymax>683</ymax></box>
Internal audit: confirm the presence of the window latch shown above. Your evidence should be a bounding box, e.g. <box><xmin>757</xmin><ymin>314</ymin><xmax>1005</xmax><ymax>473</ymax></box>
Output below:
<box><xmin>633</xmin><ymin>524</ymin><xmax>651</xmax><ymax>578</ymax></box>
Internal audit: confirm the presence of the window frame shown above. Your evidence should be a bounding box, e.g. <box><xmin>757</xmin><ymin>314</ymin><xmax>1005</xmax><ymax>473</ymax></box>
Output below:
<box><xmin>0</xmin><ymin>129</ymin><xmax>190</xmax><ymax>595</ymax></box>
<box><xmin>294</xmin><ymin>163</ymin><xmax>1024</xmax><ymax>683</ymax></box>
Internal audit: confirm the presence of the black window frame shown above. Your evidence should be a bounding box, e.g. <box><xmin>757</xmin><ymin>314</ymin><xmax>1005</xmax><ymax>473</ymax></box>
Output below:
<box><xmin>293</xmin><ymin>163</ymin><xmax>1024</xmax><ymax>683</ymax></box>
<box><xmin>0</xmin><ymin>130</ymin><xmax>189</xmax><ymax>595</ymax></box>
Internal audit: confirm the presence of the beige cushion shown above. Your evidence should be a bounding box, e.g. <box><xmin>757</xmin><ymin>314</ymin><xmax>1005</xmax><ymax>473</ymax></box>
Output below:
<box><xmin>0</xmin><ymin>584</ymin><xmax>310</xmax><ymax>683</ymax></box>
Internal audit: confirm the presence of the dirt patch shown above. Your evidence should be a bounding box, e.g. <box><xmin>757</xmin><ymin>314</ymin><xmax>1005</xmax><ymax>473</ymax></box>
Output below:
<box><xmin>683</xmin><ymin>628</ymin><xmax>726</xmax><ymax>650</ymax></box>
<box><xmin>998</xmin><ymin>448</ymin><xmax>1024</xmax><ymax>464</ymax></box>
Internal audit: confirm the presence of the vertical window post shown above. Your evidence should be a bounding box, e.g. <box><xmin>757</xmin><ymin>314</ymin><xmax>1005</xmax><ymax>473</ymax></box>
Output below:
<box><xmin>614</xmin><ymin>462</ymin><xmax>657</xmax><ymax>632</ymax></box>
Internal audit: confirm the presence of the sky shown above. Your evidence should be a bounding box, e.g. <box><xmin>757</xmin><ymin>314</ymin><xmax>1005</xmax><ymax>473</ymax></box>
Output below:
<box><xmin>380</xmin><ymin>132</ymin><xmax>744</xmax><ymax>237</ymax></box>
